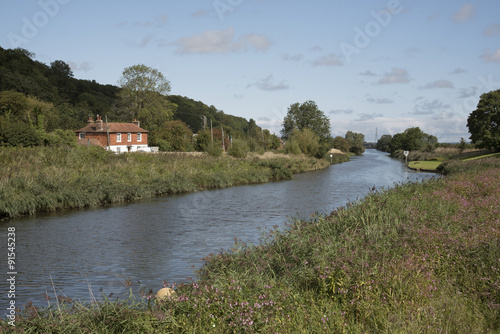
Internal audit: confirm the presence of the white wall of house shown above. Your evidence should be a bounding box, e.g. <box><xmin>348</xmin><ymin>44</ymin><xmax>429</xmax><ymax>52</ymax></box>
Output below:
<box><xmin>107</xmin><ymin>145</ymin><xmax>150</xmax><ymax>153</ymax></box>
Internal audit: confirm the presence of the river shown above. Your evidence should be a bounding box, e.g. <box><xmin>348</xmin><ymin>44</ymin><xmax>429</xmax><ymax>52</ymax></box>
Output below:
<box><xmin>1</xmin><ymin>150</ymin><xmax>436</xmax><ymax>310</ymax></box>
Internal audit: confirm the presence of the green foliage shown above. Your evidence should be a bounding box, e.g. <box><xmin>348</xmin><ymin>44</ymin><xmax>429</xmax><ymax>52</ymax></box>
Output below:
<box><xmin>281</xmin><ymin>101</ymin><xmax>332</xmax><ymax>144</ymax></box>
<box><xmin>382</xmin><ymin>127</ymin><xmax>438</xmax><ymax>154</ymax></box>
<box><xmin>467</xmin><ymin>89</ymin><xmax>500</xmax><ymax>149</ymax></box>
<box><xmin>289</xmin><ymin>128</ymin><xmax>320</xmax><ymax>157</ymax></box>
<box><xmin>345</xmin><ymin>131</ymin><xmax>365</xmax><ymax>155</ymax></box>
<box><xmin>228</xmin><ymin>138</ymin><xmax>249</xmax><ymax>158</ymax></box>
<box><xmin>284</xmin><ymin>139</ymin><xmax>302</xmax><ymax>155</ymax></box>
<box><xmin>151</xmin><ymin>120</ymin><xmax>194</xmax><ymax>152</ymax></box>
<box><xmin>332</xmin><ymin>136</ymin><xmax>349</xmax><ymax>153</ymax></box>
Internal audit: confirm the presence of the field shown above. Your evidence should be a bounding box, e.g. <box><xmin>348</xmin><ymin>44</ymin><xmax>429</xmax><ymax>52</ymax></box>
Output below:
<box><xmin>2</xmin><ymin>157</ymin><xmax>499</xmax><ymax>333</ymax></box>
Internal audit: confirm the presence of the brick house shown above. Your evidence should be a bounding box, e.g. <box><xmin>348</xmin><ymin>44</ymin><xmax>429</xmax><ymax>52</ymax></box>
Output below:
<box><xmin>75</xmin><ymin>116</ymin><xmax>149</xmax><ymax>153</ymax></box>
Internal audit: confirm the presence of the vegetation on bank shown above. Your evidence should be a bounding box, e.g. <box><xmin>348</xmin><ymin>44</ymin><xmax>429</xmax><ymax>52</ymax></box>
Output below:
<box><xmin>2</xmin><ymin>159</ymin><xmax>499</xmax><ymax>333</ymax></box>
<box><xmin>0</xmin><ymin>146</ymin><xmax>333</xmax><ymax>220</ymax></box>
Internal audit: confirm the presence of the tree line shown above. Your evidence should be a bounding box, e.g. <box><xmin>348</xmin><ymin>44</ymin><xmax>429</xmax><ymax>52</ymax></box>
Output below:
<box><xmin>0</xmin><ymin>46</ymin><xmax>283</xmax><ymax>154</ymax></box>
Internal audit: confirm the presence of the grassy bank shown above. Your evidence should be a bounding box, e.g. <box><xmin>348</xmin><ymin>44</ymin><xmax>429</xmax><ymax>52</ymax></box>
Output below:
<box><xmin>0</xmin><ymin>146</ymin><xmax>334</xmax><ymax>219</ymax></box>
<box><xmin>2</xmin><ymin>159</ymin><xmax>499</xmax><ymax>333</ymax></box>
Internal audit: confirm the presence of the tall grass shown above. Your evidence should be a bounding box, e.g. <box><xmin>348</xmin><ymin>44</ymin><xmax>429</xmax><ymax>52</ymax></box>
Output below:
<box><xmin>0</xmin><ymin>146</ymin><xmax>330</xmax><ymax>219</ymax></box>
<box><xmin>2</xmin><ymin>160</ymin><xmax>498</xmax><ymax>333</ymax></box>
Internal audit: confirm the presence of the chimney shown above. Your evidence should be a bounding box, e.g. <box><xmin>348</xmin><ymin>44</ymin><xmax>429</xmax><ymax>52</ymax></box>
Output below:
<box><xmin>133</xmin><ymin>119</ymin><xmax>140</xmax><ymax>128</ymax></box>
<box><xmin>96</xmin><ymin>115</ymin><xmax>104</xmax><ymax>131</ymax></box>
<box><xmin>87</xmin><ymin>115</ymin><xmax>94</xmax><ymax>124</ymax></box>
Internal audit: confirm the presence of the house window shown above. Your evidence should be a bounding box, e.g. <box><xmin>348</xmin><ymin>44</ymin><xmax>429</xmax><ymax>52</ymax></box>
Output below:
<box><xmin>116</xmin><ymin>133</ymin><xmax>121</xmax><ymax>142</ymax></box>
<box><xmin>127</xmin><ymin>133</ymin><xmax>131</xmax><ymax>142</ymax></box>
<box><xmin>137</xmin><ymin>133</ymin><xmax>142</xmax><ymax>142</ymax></box>
<box><xmin>79</xmin><ymin>133</ymin><xmax>85</xmax><ymax>139</ymax></box>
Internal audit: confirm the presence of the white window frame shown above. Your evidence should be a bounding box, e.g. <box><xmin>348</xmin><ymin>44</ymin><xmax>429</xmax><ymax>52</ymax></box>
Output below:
<box><xmin>116</xmin><ymin>133</ymin><xmax>122</xmax><ymax>142</ymax></box>
<box><xmin>127</xmin><ymin>133</ymin><xmax>132</xmax><ymax>142</ymax></box>
<box><xmin>137</xmin><ymin>133</ymin><xmax>142</xmax><ymax>142</ymax></box>
<box><xmin>79</xmin><ymin>133</ymin><xmax>85</xmax><ymax>139</ymax></box>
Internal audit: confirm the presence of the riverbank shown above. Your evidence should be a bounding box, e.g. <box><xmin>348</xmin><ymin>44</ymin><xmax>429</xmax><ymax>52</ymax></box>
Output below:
<box><xmin>2</xmin><ymin>158</ymin><xmax>499</xmax><ymax>333</ymax></box>
<box><xmin>0</xmin><ymin>146</ymin><xmax>338</xmax><ymax>219</ymax></box>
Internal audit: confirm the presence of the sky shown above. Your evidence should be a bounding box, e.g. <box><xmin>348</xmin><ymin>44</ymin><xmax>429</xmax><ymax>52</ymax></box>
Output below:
<box><xmin>1</xmin><ymin>0</ymin><xmax>499</xmax><ymax>142</ymax></box>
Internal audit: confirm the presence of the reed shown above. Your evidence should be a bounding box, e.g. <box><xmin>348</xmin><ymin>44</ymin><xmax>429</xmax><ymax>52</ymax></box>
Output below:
<box><xmin>0</xmin><ymin>146</ymin><xmax>331</xmax><ymax>219</ymax></box>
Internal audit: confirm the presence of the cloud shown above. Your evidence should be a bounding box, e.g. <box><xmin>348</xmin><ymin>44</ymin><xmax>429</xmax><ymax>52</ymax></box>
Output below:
<box><xmin>452</xmin><ymin>3</ymin><xmax>475</xmax><ymax>23</ymax></box>
<box><xmin>312</xmin><ymin>53</ymin><xmax>343</xmax><ymax>67</ymax></box>
<box><xmin>450</xmin><ymin>67</ymin><xmax>466</xmax><ymax>74</ymax></box>
<box><xmin>483</xmin><ymin>24</ymin><xmax>500</xmax><ymax>37</ymax></box>
<box><xmin>329</xmin><ymin>109</ymin><xmax>354</xmax><ymax>115</ymax></box>
<box><xmin>359</xmin><ymin>70</ymin><xmax>376</xmax><ymax>76</ymax></box>
<box><xmin>282</xmin><ymin>53</ymin><xmax>303</xmax><ymax>62</ymax></box>
<box><xmin>458</xmin><ymin>87</ymin><xmax>477</xmax><ymax>98</ymax></box>
<box><xmin>413</xmin><ymin>98</ymin><xmax>450</xmax><ymax>115</ymax></box>
<box><xmin>366</xmin><ymin>97</ymin><xmax>394</xmax><ymax>104</ymax></box>
<box><xmin>377</xmin><ymin>68</ymin><xmax>410</xmax><ymax>85</ymax></box>
<box><xmin>174</xmin><ymin>27</ymin><xmax>271</xmax><ymax>54</ymax></box>
<box><xmin>355</xmin><ymin>113</ymin><xmax>384</xmax><ymax>121</ymax></box>
<box><xmin>68</xmin><ymin>61</ymin><xmax>93</xmax><ymax>72</ymax></box>
<box><xmin>126</xmin><ymin>34</ymin><xmax>155</xmax><ymax>48</ymax></box>
<box><xmin>249</xmin><ymin>75</ymin><xmax>290</xmax><ymax>91</ymax></box>
<box><xmin>481</xmin><ymin>49</ymin><xmax>500</xmax><ymax>63</ymax></box>
<box><xmin>419</xmin><ymin>80</ymin><xmax>455</xmax><ymax>89</ymax></box>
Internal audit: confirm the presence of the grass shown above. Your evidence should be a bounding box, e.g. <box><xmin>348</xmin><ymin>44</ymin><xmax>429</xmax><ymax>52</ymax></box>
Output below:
<box><xmin>0</xmin><ymin>146</ymin><xmax>331</xmax><ymax>219</ymax></box>
<box><xmin>464</xmin><ymin>152</ymin><xmax>500</xmax><ymax>161</ymax></box>
<box><xmin>2</xmin><ymin>158</ymin><xmax>499</xmax><ymax>333</ymax></box>
<box><xmin>408</xmin><ymin>160</ymin><xmax>442</xmax><ymax>171</ymax></box>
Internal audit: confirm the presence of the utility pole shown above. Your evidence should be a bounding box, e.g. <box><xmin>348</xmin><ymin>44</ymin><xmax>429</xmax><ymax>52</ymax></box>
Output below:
<box><xmin>221</xmin><ymin>126</ymin><xmax>225</xmax><ymax>152</ymax></box>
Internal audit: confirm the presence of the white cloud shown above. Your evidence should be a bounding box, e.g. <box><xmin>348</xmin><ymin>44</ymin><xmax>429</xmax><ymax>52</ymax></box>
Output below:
<box><xmin>377</xmin><ymin>68</ymin><xmax>410</xmax><ymax>85</ymax></box>
<box><xmin>359</xmin><ymin>70</ymin><xmax>377</xmax><ymax>76</ymax></box>
<box><xmin>312</xmin><ymin>53</ymin><xmax>343</xmax><ymax>67</ymax></box>
<box><xmin>329</xmin><ymin>109</ymin><xmax>354</xmax><ymax>115</ymax></box>
<box><xmin>282</xmin><ymin>53</ymin><xmax>303</xmax><ymax>62</ymax></box>
<box><xmin>68</xmin><ymin>61</ymin><xmax>93</xmax><ymax>72</ymax></box>
<box><xmin>481</xmin><ymin>49</ymin><xmax>500</xmax><ymax>63</ymax></box>
<box><xmin>366</xmin><ymin>97</ymin><xmax>394</xmax><ymax>104</ymax></box>
<box><xmin>413</xmin><ymin>98</ymin><xmax>450</xmax><ymax>115</ymax></box>
<box><xmin>174</xmin><ymin>27</ymin><xmax>271</xmax><ymax>54</ymax></box>
<box><xmin>458</xmin><ymin>87</ymin><xmax>477</xmax><ymax>98</ymax></box>
<box><xmin>483</xmin><ymin>24</ymin><xmax>500</xmax><ymax>37</ymax></box>
<box><xmin>355</xmin><ymin>113</ymin><xmax>384</xmax><ymax>121</ymax></box>
<box><xmin>249</xmin><ymin>75</ymin><xmax>290</xmax><ymax>91</ymax></box>
<box><xmin>452</xmin><ymin>3</ymin><xmax>475</xmax><ymax>23</ymax></box>
<box><xmin>419</xmin><ymin>80</ymin><xmax>455</xmax><ymax>89</ymax></box>
<box><xmin>450</xmin><ymin>67</ymin><xmax>466</xmax><ymax>74</ymax></box>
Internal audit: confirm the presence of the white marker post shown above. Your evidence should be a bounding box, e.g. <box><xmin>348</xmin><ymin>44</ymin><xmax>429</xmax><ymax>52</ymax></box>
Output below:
<box><xmin>404</xmin><ymin>151</ymin><xmax>409</xmax><ymax>167</ymax></box>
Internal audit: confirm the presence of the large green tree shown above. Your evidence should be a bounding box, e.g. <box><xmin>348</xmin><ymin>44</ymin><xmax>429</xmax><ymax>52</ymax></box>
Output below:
<box><xmin>117</xmin><ymin>64</ymin><xmax>176</xmax><ymax>129</ymax></box>
<box><xmin>467</xmin><ymin>89</ymin><xmax>500</xmax><ymax>149</ymax></box>
<box><xmin>345</xmin><ymin>131</ymin><xmax>365</xmax><ymax>155</ymax></box>
<box><xmin>281</xmin><ymin>101</ymin><xmax>332</xmax><ymax>143</ymax></box>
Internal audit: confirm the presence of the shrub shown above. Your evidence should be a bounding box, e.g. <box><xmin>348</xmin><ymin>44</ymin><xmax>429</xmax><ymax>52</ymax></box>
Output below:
<box><xmin>228</xmin><ymin>138</ymin><xmax>249</xmax><ymax>158</ymax></box>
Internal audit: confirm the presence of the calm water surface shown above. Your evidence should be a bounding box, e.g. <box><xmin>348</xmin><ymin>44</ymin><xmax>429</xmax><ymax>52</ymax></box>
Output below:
<box><xmin>1</xmin><ymin>150</ymin><xmax>436</xmax><ymax>310</ymax></box>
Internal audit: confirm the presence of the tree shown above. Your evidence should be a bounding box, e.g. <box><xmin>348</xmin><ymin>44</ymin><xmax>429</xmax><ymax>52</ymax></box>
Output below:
<box><xmin>117</xmin><ymin>64</ymin><xmax>175</xmax><ymax>129</ymax></box>
<box><xmin>467</xmin><ymin>89</ymin><xmax>500</xmax><ymax>149</ymax></box>
<box><xmin>281</xmin><ymin>101</ymin><xmax>332</xmax><ymax>143</ymax></box>
<box><xmin>375</xmin><ymin>134</ymin><xmax>392</xmax><ymax>152</ymax></box>
<box><xmin>345</xmin><ymin>131</ymin><xmax>365</xmax><ymax>155</ymax></box>
<box><xmin>332</xmin><ymin>136</ymin><xmax>350</xmax><ymax>153</ymax></box>
<box><xmin>289</xmin><ymin>128</ymin><xmax>320</xmax><ymax>157</ymax></box>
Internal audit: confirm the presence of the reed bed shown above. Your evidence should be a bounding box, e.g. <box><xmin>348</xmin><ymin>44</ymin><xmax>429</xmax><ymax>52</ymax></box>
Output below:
<box><xmin>0</xmin><ymin>146</ymin><xmax>330</xmax><ymax>219</ymax></box>
<box><xmin>1</xmin><ymin>158</ymin><xmax>498</xmax><ymax>333</ymax></box>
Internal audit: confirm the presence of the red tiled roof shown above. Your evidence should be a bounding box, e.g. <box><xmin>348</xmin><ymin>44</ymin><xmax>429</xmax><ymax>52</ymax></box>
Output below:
<box><xmin>75</xmin><ymin>122</ymin><xmax>148</xmax><ymax>133</ymax></box>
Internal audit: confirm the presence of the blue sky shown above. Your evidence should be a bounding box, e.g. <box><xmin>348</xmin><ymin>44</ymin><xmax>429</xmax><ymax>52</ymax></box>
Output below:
<box><xmin>1</xmin><ymin>0</ymin><xmax>499</xmax><ymax>142</ymax></box>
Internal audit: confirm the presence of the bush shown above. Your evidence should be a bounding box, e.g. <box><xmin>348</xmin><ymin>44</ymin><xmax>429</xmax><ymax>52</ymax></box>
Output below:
<box><xmin>228</xmin><ymin>139</ymin><xmax>249</xmax><ymax>158</ymax></box>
